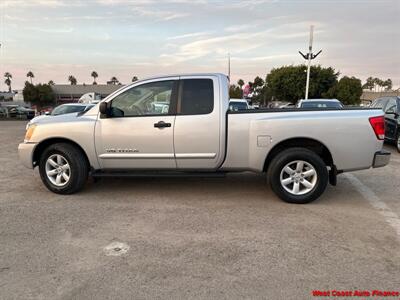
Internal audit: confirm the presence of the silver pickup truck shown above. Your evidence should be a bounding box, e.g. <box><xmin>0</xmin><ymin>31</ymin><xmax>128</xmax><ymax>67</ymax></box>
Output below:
<box><xmin>18</xmin><ymin>73</ymin><xmax>390</xmax><ymax>203</ymax></box>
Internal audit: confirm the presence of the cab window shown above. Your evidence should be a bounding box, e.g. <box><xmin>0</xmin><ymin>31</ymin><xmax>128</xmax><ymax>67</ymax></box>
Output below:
<box><xmin>179</xmin><ymin>79</ymin><xmax>214</xmax><ymax>115</ymax></box>
<box><xmin>110</xmin><ymin>80</ymin><xmax>175</xmax><ymax>117</ymax></box>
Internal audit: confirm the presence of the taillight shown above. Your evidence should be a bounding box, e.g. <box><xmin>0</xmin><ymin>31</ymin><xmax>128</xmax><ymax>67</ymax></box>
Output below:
<box><xmin>369</xmin><ymin>116</ymin><xmax>385</xmax><ymax>140</ymax></box>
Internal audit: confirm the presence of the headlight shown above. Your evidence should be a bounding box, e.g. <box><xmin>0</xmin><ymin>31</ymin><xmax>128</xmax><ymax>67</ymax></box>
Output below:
<box><xmin>24</xmin><ymin>124</ymin><xmax>36</xmax><ymax>142</ymax></box>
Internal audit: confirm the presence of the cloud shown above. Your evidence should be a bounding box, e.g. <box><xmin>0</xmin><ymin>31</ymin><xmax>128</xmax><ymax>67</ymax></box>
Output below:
<box><xmin>166</xmin><ymin>31</ymin><xmax>212</xmax><ymax>40</ymax></box>
<box><xmin>130</xmin><ymin>6</ymin><xmax>189</xmax><ymax>21</ymax></box>
<box><xmin>3</xmin><ymin>0</ymin><xmax>84</xmax><ymax>7</ymax></box>
<box><xmin>28</xmin><ymin>26</ymin><xmax>74</xmax><ymax>33</ymax></box>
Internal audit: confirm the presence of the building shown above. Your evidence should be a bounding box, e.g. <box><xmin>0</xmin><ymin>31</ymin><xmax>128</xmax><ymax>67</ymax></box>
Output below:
<box><xmin>361</xmin><ymin>90</ymin><xmax>400</xmax><ymax>105</ymax></box>
<box><xmin>51</xmin><ymin>84</ymin><xmax>121</xmax><ymax>103</ymax></box>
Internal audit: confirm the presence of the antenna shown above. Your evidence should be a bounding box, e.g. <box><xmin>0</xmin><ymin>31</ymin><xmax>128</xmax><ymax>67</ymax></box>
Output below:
<box><xmin>299</xmin><ymin>25</ymin><xmax>322</xmax><ymax>99</ymax></box>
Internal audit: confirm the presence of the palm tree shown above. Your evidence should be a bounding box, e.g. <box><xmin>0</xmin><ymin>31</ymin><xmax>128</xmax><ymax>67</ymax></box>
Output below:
<box><xmin>110</xmin><ymin>76</ymin><xmax>119</xmax><ymax>85</ymax></box>
<box><xmin>26</xmin><ymin>71</ymin><xmax>34</xmax><ymax>84</ymax></box>
<box><xmin>91</xmin><ymin>71</ymin><xmax>98</xmax><ymax>85</ymax></box>
<box><xmin>131</xmin><ymin>76</ymin><xmax>138</xmax><ymax>82</ymax></box>
<box><xmin>68</xmin><ymin>75</ymin><xmax>77</xmax><ymax>85</ymax></box>
<box><xmin>4</xmin><ymin>72</ymin><xmax>12</xmax><ymax>92</ymax></box>
<box><xmin>48</xmin><ymin>80</ymin><xmax>55</xmax><ymax>85</ymax></box>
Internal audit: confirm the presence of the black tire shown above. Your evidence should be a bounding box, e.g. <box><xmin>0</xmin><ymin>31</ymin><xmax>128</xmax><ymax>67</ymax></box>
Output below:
<box><xmin>39</xmin><ymin>143</ymin><xmax>89</xmax><ymax>194</ymax></box>
<box><xmin>268</xmin><ymin>147</ymin><xmax>328</xmax><ymax>204</ymax></box>
<box><xmin>396</xmin><ymin>133</ymin><xmax>400</xmax><ymax>153</ymax></box>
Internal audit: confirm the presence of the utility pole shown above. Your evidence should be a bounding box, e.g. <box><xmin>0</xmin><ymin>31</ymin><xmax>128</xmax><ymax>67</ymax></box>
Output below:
<box><xmin>228</xmin><ymin>53</ymin><xmax>231</xmax><ymax>80</ymax></box>
<box><xmin>299</xmin><ymin>25</ymin><xmax>322</xmax><ymax>99</ymax></box>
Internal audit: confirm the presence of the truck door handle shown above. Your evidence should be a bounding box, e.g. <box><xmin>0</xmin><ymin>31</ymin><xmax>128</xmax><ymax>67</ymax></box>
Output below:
<box><xmin>154</xmin><ymin>121</ymin><xmax>171</xmax><ymax>128</ymax></box>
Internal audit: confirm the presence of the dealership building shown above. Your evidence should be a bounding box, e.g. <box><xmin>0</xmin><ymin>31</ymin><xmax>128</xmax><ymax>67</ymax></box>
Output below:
<box><xmin>51</xmin><ymin>84</ymin><xmax>121</xmax><ymax>103</ymax></box>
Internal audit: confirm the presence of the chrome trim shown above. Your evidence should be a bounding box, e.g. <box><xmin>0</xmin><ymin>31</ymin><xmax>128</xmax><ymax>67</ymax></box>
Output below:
<box><xmin>99</xmin><ymin>153</ymin><xmax>175</xmax><ymax>159</ymax></box>
<box><xmin>175</xmin><ymin>153</ymin><xmax>217</xmax><ymax>159</ymax></box>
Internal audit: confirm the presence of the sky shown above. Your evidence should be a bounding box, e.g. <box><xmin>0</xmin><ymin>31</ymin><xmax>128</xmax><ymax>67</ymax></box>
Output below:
<box><xmin>0</xmin><ymin>0</ymin><xmax>399</xmax><ymax>90</ymax></box>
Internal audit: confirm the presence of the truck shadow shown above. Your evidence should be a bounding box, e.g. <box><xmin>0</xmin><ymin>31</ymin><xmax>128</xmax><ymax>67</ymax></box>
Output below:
<box><xmin>78</xmin><ymin>172</ymin><xmax>340</xmax><ymax>205</ymax></box>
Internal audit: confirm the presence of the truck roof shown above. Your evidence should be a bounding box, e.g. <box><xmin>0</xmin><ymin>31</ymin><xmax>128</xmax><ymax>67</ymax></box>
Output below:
<box><xmin>136</xmin><ymin>73</ymin><xmax>227</xmax><ymax>81</ymax></box>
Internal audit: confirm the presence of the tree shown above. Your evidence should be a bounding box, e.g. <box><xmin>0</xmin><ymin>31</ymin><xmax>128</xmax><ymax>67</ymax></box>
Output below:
<box><xmin>237</xmin><ymin>79</ymin><xmax>244</xmax><ymax>89</ymax></box>
<box><xmin>48</xmin><ymin>80</ymin><xmax>55</xmax><ymax>85</ymax></box>
<box><xmin>325</xmin><ymin>76</ymin><xmax>362</xmax><ymax>105</ymax></box>
<box><xmin>23</xmin><ymin>82</ymin><xmax>55</xmax><ymax>109</ymax></box>
<box><xmin>91</xmin><ymin>71</ymin><xmax>98</xmax><ymax>85</ymax></box>
<box><xmin>132</xmin><ymin>76</ymin><xmax>138</xmax><ymax>82</ymax></box>
<box><xmin>4</xmin><ymin>72</ymin><xmax>12</xmax><ymax>92</ymax></box>
<box><xmin>110</xmin><ymin>76</ymin><xmax>119</xmax><ymax>85</ymax></box>
<box><xmin>266</xmin><ymin>65</ymin><xmax>338</xmax><ymax>103</ymax></box>
<box><xmin>374</xmin><ymin>78</ymin><xmax>384</xmax><ymax>92</ymax></box>
<box><xmin>229</xmin><ymin>84</ymin><xmax>242</xmax><ymax>98</ymax></box>
<box><xmin>383</xmin><ymin>79</ymin><xmax>392</xmax><ymax>91</ymax></box>
<box><xmin>68</xmin><ymin>75</ymin><xmax>77</xmax><ymax>85</ymax></box>
<box><xmin>26</xmin><ymin>71</ymin><xmax>34</xmax><ymax>84</ymax></box>
<box><xmin>362</xmin><ymin>77</ymin><xmax>374</xmax><ymax>90</ymax></box>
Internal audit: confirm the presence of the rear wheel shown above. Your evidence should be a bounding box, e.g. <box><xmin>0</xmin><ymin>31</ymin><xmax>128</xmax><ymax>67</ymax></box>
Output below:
<box><xmin>39</xmin><ymin>143</ymin><xmax>88</xmax><ymax>194</ymax></box>
<box><xmin>268</xmin><ymin>148</ymin><xmax>328</xmax><ymax>204</ymax></box>
<box><xmin>397</xmin><ymin>133</ymin><xmax>400</xmax><ymax>153</ymax></box>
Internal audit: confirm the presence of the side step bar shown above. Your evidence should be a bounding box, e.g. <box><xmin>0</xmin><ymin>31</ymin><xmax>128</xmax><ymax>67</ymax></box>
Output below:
<box><xmin>91</xmin><ymin>171</ymin><xmax>227</xmax><ymax>178</ymax></box>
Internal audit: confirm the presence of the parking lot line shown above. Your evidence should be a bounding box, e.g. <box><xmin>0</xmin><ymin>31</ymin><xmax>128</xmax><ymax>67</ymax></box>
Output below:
<box><xmin>345</xmin><ymin>173</ymin><xmax>400</xmax><ymax>241</ymax></box>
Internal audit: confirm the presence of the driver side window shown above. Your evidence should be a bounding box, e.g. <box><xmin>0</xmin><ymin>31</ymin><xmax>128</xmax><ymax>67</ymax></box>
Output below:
<box><xmin>110</xmin><ymin>80</ymin><xmax>175</xmax><ymax>117</ymax></box>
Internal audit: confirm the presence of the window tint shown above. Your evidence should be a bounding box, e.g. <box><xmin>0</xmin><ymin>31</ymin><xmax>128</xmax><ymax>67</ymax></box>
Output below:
<box><xmin>180</xmin><ymin>79</ymin><xmax>213</xmax><ymax>115</ymax></box>
<box><xmin>111</xmin><ymin>80</ymin><xmax>175</xmax><ymax>117</ymax></box>
<box><xmin>385</xmin><ymin>98</ymin><xmax>397</xmax><ymax>113</ymax></box>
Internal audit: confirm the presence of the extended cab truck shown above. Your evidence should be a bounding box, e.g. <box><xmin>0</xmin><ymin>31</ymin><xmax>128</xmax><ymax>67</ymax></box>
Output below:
<box><xmin>18</xmin><ymin>73</ymin><xmax>390</xmax><ymax>204</ymax></box>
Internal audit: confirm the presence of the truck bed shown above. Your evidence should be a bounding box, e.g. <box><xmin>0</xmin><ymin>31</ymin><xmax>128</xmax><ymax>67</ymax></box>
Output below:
<box><xmin>221</xmin><ymin>108</ymin><xmax>384</xmax><ymax>172</ymax></box>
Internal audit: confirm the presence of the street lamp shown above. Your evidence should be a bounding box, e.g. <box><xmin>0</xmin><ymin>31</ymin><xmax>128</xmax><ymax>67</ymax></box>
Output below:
<box><xmin>299</xmin><ymin>25</ymin><xmax>322</xmax><ymax>99</ymax></box>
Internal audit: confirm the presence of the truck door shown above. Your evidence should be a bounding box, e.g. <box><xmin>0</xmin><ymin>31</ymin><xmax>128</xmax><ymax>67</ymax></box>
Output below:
<box><xmin>173</xmin><ymin>75</ymin><xmax>226</xmax><ymax>170</ymax></box>
<box><xmin>384</xmin><ymin>98</ymin><xmax>398</xmax><ymax>140</ymax></box>
<box><xmin>95</xmin><ymin>78</ymin><xmax>178</xmax><ymax>169</ymax></box>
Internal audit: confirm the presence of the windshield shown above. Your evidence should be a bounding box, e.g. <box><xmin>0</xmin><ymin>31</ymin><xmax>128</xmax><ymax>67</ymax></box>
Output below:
<box><xmin>301</xmin><ymin>101</ymin><xmax>342</xmax><ymax>109</ymax></box>
<box><xmin>51</xmin><ymin>105</ymin><xmax>87</xmax><ymax>116</ymax></box>
<box><xmin>229</xmin><ymin>101</ymin><xmax>248</xmax><ymax>111</ymax></box>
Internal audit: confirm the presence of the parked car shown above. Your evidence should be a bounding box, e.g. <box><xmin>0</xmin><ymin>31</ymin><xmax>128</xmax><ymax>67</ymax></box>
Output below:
<box><xmin>297</xmin><ymin>99</ymin><xmax>344</xmax><ymax>109</ymax></box>
<box><xmin>229</xmin><ymin>99</ymin><xmax>250</xmax><ymax>111</ymax></box>
<box><xmin>280</xmin><ymin>103</ymin><xmax>296</xmax><ymax>109</ymax></box>
<box><xmin>370</xmin><ymin>96</ymin><xmax>400</xmax><ymax>152</ymax></box>
<box><xmin>4</xmin><ymin>105</ymin><xmax>35</xmax><ymax>119</ymax></box>
<box><xmin>27</xmin><ymin>103</ymin><xmax>95</xmax><ymax>128</ymax></box>
<box><xmin>19</xmin><ymin>73</ymin><xmax>390</xmax><ymax>204</ymax></box>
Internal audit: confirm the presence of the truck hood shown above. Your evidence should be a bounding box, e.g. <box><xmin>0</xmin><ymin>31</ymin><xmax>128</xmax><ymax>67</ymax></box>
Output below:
<box><xmin>29</xmin><ymin>112</ymin><xmax>81</xmax><ymax>126</ymax></box>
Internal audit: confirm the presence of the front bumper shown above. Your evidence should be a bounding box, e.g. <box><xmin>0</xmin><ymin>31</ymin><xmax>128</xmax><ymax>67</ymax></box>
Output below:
<box><xmin>372</xmin><ymin>150</ymin><xmax>391</xmax><ymax>168</ymax></box>
<box><xmin>18</xmin><ymin>142</ymin><xmax>37</xmax><ymax>169</ymax></box>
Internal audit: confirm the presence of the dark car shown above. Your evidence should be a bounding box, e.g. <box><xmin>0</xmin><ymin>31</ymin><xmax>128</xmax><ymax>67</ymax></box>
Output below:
<box><xmin>370</xmin><ymin>96</ymin><xmax>400</xmax><ymax>152</ymax></box>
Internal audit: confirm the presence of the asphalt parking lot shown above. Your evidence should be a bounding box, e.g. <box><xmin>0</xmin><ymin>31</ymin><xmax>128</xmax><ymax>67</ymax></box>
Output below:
<box><xmin>1</xmin><ymin>121</ymin><xmax>399</xmax><ymax>299</ymax></box>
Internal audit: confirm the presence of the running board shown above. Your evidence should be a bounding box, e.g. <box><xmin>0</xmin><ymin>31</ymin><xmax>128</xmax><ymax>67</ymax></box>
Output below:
<box><xmin>91</xmin><ymin>171</ymin><xmax>227</xmax><ymax>178</ymax></box>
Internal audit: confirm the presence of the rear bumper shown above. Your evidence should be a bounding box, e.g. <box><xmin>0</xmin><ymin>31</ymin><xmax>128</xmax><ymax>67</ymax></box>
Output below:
<box><xmin>18</xmin><ymin>142</ymin><xmax>37</xmax><ymax>169</ymax></box>
<box><xmin>372</xmin><ymin>150</ymin><xmax>391</xmax><ymax>168</ymax></box>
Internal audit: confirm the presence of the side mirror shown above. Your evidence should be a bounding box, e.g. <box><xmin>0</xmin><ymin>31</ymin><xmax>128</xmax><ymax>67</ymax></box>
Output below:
<box><xmin>99</xmin><ymin>102</ymin><xmax>109</xmax><ymax>117</ymax></box>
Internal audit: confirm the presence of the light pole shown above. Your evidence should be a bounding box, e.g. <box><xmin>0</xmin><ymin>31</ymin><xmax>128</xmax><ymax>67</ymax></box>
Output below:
<box><xmin>228</xmin><ymin>52</ymin><xmax>231</xmax><ymax>80</ymax></box>
<box><xmin>299</xmin><ymin>25</ymin><xmax>322</xmax><ymax>99</ymax></box>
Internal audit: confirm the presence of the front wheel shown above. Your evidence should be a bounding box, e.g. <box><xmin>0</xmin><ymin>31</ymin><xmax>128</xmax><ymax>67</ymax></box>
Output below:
<box><xmin>397</xmin><ymin>133</ymin><xmax>400</xmax><ymax>153</ymax></box>
<box><xmin>39</xmin><ymin>143</ymin><xmax>89</xmax><ymax>194</ymax></box>
<box><xmin>268</xmin><ymin>148</ymin><xmax>328</xmax><ymax>204</ymax></box>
